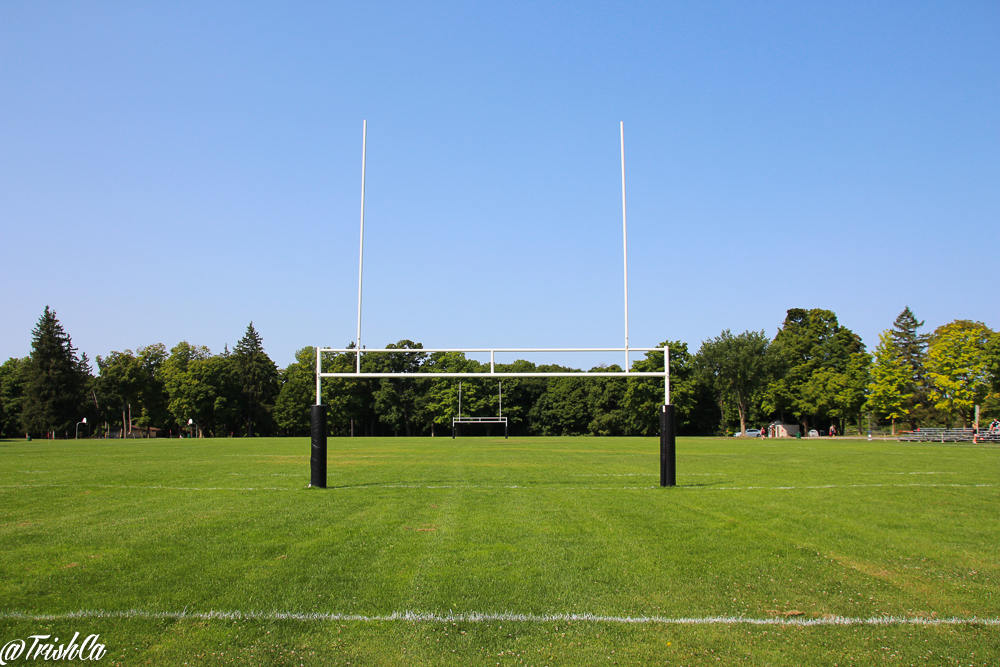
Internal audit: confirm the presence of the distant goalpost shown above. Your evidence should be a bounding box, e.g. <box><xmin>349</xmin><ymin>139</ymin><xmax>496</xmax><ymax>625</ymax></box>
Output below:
<box><xmin>450</xmin><ymin>381</ymin><xmax>506</xmax><ymax>438</ymax></box>
<box><xmin>311</xmin><ymin>121</ymin><xmax>675</xmax><ymax>489</ymax></box>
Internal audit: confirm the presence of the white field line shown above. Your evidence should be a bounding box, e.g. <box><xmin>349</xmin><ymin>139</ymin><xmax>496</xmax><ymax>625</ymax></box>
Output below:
<box><xmin>224</xmin><ymin>454</ymin><xmax>397</xmax><ymax>458</ymax></box>
<box><xmin>704</xmin><ymin>483</ymin><xmax>996</xmax><ymax>491</ymax></box>
<box><xmin>0</xmin><ymin>609</ymin><xmax>996</xmax><ymax>627</ymax></box>
<box><xmin>228</xmin><ymin>473</ymin><xmax>330</xmax><ymax>477</ymax></box>
<box><xmin>570</xmin><ymin>473</ymin><xmax>724</xmax><ymax>477</ymax></box>
<box><xmin>857</xmin><ymin>471</ymin><xmax>957</xmax><ymax>475</ymax></box>
<box><xmin>0</xmin><ymin>484</ymin><xmax>287</xmax><ymax>492</ymax></box>
<box><xmin>0</xmin><ymin>482</ymin><xmax>995</xmax><ymax>493</ymax></box>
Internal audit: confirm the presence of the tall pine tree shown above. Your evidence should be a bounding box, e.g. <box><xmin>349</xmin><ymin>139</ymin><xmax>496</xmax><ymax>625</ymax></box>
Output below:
<box><xmin>889</xmin><ymin>306</ymin><xmax>930</xmax><ymax>428</ymax></box>
<box><xmin>21</xmin><ymin>307</ymin><xmax>90</xmax><ymax>438</ymax></box>
<box><xmin>233</xmin><ymin>322</ymin><xmax>279</xmax><ymax>436</ymax></box>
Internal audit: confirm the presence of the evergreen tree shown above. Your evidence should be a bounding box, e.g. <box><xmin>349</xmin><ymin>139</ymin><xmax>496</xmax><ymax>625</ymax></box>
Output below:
<box><xmin>21</xmin><ymin>307</ymin><xmax>90</xmax><ymax>437</ymax></box>
<box><xmin>889</xmin><ymin>306</ymin><xmax>931</xmax><ymax>428</ymax></box>
<box><xmin>233</xmin><ymin>322</ymin><xmax>279</xmax><ymax>436</ymax></box>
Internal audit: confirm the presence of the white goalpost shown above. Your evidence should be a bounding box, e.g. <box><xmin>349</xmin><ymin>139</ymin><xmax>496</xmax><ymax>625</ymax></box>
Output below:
<box><xmin>451</xmin><ymin>381</ymin><xmax>507</xmax><ymax>439</ymax></box>
<box><xmin>310</xmin><ymin>121</ymin><xmax>676</xmax><ymax>488</ymax></box>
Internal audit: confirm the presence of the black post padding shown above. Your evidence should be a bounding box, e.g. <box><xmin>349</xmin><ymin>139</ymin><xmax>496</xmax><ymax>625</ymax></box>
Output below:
<box><xmin>505</xmin><ymin>422</ymin><xmax>508</xmax><ymax>439</ymax></box>
<box><xmin>310</xmin><ymin>405</ymin><xmax>328</xmax><ymax>488</ymax></box>
<box><xmin>452</xmin><ymin>422</ymin><xmax>456</xmax><ymax>439</ymax></box>
<box><xmin>660</xmin><ymin>404</ymin><xmax>676</xmax><ymax>487</ymax></box>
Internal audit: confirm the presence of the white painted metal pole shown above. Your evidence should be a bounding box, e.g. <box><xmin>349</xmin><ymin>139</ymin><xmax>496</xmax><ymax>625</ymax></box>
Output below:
<box><xmin>315</xmin><ymin>348</ymin><xmax>322</xmax><ymax>405</ymax></box>
<box><xmin>356</xmin><ymin>120</ymin><xmax>367</xmax><ymax>373</ymax></box>
<box><xmin>621</xmin><ymin>121</ymin><xmax>630</xmax><ymax>372</ymax></box>
<box><xmin>665</xmin><ymin>347</ymin><xmax>671</xmax><ymax>405</ymax></box>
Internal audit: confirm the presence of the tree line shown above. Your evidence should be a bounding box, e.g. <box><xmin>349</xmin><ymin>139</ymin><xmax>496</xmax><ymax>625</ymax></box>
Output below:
<box><xmin>1</xmin><ymin>306</ymin><xmax>997</xmax><ymax>439</ymax></box>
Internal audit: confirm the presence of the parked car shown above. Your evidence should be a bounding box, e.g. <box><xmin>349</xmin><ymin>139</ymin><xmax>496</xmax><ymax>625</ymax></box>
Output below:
<box><xmin>733</xmin><ymin>429</ymin><xmax>761</xmax><ymax>437</ymax></box>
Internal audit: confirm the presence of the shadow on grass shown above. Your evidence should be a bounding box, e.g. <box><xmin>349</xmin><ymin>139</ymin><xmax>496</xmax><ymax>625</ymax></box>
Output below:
<box><xmin>316</xmin><ymin>480</ymin><xmax>457</xmax><ymax>490</ymax></box>
<box><xmin>676</xmin><ymin>481</ymin><xmax>736</xmax><ymax>488</ymax></box>
<box><xmin>310</xmin><ymin>479</ymin><xmax>741</xmax><ymax>490</ymax></box>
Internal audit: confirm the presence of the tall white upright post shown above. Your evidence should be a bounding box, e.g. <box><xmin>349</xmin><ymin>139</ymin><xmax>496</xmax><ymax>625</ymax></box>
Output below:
<box><xmin>620</xmin><ymin>121</ymin><xmax>630</xmax><ymax>372</ymax></box>
<box><xmin>665</xmin><ymin>347</ymin><xmax>670</xmax><ymax>405</ymax></box>
<box><xmin>315</xmin><ymin>348</ymin><xmax>322</xmax><ymax>405</ymax></box>
<box><xmin>356</xmin><ymin>120</ymin><xmax>367</xmax><ymax>373</ymax></box>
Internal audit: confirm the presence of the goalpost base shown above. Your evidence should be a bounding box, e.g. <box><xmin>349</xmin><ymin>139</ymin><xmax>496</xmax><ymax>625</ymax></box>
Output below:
<box><xmin>310</xmin><ymin>405</ymin><xmax>328</xmax><ymax>488</ymax></box>
<box><xmin>660</xmin><ymin>404</ymin><xmax>676</xmax><ymax>487</ymax></box>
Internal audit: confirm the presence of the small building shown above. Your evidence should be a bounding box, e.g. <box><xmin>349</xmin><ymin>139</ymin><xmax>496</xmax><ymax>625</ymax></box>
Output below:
<box><xmin>768</xmin><ymin>421</ymin><xmax>799</xmax><ymax>438</ymax></box>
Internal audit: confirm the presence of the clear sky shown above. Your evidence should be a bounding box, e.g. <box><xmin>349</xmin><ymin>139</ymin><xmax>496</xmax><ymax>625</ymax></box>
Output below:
<box><xmin>2</xmin><ymin>1</ymin><xmax>998</xmax><ymax>370</ymax></box>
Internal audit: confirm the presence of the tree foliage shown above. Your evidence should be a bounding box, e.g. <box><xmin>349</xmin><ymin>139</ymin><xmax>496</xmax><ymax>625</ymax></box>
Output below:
<box><xmin>21</xmin><ymin>307</ymin><xmax>90</xmax><ymax>437</ymax></box>
<box><xmin>274</xmin><ymin>347</ymin><xmax>317</xmax><ymax>436</ymax></box>
<box><xmin>232</xmin><ymin>323</ymin><xmax>280</xmax><ymax>436</ymax></box>
<box><xmin>0</xmin><ymin>357</ymin><xmax>28</xmax><ymax>437</ymax></box>
<box><xmin>888</xmin><ymin>306</ymin><xmax>931</xmax><ymax>427</ymax></box>
<box><xmin>866</xmin><ymin>329</ymin><xmax>911</xmax><ymax>430</ymax></box>
<box><xmin>96</xmin><ymin>350</ymin><xmax>143</xmax><ymax>436</ymax></box>
<box><xmin>926</xmin><ymin>320</ymin><xmax>994</xmax><ymax>427</ymax></box>
<box><xmin>11</xmin><ymin>304</ymin><xmax>994</xmax><ymax>439</ymax></box>
<box><xmin>696</xmin><ymin>330</ymin><xmax>776</xmax><ymax>435</ymax></box>
<box><xmin>766</xmin><ymin>308</ymin><xmax>865</xmax><ymax>432</ymax></box>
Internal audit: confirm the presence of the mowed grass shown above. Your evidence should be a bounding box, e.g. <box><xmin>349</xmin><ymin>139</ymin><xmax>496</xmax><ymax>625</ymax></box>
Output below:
<box><xmin>0</xmin><ymin>435</ymin><xmax>997</xmax><ymax>666</ymax></box>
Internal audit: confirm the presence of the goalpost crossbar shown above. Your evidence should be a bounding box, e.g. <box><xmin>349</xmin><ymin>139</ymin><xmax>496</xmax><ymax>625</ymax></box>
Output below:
<box><xmin>315</xmin><ymin>347</ymin><xmax>669</xmax><ymax>380</ymax></box>
<box><xmin>320</xmin><ymin>371</ymin><xmax>665</xmax><ymax>378</ymax></box>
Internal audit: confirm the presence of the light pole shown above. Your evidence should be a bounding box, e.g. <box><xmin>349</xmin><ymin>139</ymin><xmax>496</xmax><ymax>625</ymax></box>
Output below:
<box><xmin>75</xmin><ymin>418</ymin><xmax>87</xmax><ymax>439</ymax></box>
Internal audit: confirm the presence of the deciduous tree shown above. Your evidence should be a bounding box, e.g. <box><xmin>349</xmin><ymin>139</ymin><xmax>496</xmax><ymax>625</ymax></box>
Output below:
<box><xmin>96</xmin><ymin>350</ymin><xmax>143</xmax><ymax>437</ymax></box>
<box><xmin>866</xmin><ymin>331</ymin><xmax>910</xmax><ymax>435</ymax></box>
<box><xmin>274</xmin><ymin>347</ymin><xmax>316</xmax><ymax>436</ymax></box>
<box><xmin>696</xmin><ymin>330</ymin><xmax>775</xmax><ymax>436</ymax></box>
<box><xmin>767</xmin><ymin>309</ymin><xmax>864</xmax><ymax>433</ymax></box>
<box><xmin>926</xmin><ymin>320</ymin><xmax>994</xmax><ymax>427</ymax></box>
<box><xmin>0</xmin><ymin>357</ymin><xmax>28</xmax><ymax>438</ymax></box>
<box><xmin>619</xmin><ymin>342</ymin><xmax>712</xmax><ymax>436</ymax></box>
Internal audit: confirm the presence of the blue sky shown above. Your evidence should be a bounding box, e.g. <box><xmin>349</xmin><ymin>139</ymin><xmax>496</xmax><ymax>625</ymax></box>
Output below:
<box><xmin>2</xmin><ymin>1</ymin><xmax>997</xmax><ymax>370</ymax></box>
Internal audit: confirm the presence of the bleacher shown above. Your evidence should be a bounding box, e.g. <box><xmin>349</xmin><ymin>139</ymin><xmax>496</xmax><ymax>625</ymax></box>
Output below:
<box><xmin>897</xmin><ymin>428</ymin><xmax>1000</xmax><ymax>443</ymax></box>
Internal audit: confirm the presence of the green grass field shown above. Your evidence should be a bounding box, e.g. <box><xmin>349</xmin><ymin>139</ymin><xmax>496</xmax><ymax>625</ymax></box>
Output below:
<box><xmin>1</xmin><ymin>435</ymin><xmax>997</xmax><ymax>666</ymax></box>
